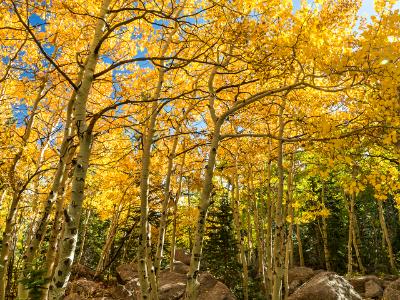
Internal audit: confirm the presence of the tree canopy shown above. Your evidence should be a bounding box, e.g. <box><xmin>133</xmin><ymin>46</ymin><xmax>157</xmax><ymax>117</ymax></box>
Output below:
<box><xmin>0</xmin><ymin>0</ymin><xmax>399</xmax><ymax>299</ymax></box>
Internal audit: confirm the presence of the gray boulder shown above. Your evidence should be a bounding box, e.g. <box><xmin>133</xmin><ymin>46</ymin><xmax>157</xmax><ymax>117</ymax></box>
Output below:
<box><xmin>174</xmin><ymin>249</ymin><xmax>191</xmax><ymax>265</ymax></box>
<box><xmin>288</xmin><ymin>267</ymin><xmax>315</xmax><ymax>294</ymax></box>
<box><xmin>365</xmin><ymin>279</ymin><xmax>383</xmax><ymax>298</ymax></box>
<box><xmin>169</xmin><ymin>261</ymin><xmax>190</xmax><ymax>274</ymax></box>
<box><xmin>383</xmin><ymin>278</ymin><xmax>400</xmax><ymax>300</ymax></box>
<box><xmin>116</xmin><ymin>263</ymin><xmax>138</xmax><ymax>284</ymax></box>
<box><xmin>349</xmin><ymin>275</ymin><xmax>383</xmax><ymax>296</ymax></box>
<box><xmin>197</xmin><ymin>272</ymin><xmax>236</xmax><ymax>300</ymax></box>
<box><xmin>288</xmin><ymin>272</ymin><xmax>362</xmax><ymax>300</ymax></box>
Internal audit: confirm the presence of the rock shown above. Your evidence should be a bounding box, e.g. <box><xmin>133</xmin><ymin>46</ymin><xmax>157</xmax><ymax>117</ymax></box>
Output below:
<box><xmin>111</xmin><ymin>284</ymin><xmax>136</xmax><ymax>300</ymax></box>
<box><xmin>349</xmin><ymin>275</ymin><xmax>383</xmax><ymax>295</ymax></box>
<box><xmin>123</xmin><ymin>270</ymin><xmax>188</xmax><ymax>299</ymax></box>
<box><xmin>64</xmin><ymin>293</ymin><xmax>81</xmax><ymax>300</ymax></box>
<box><xmin>288</xmin><ymin>272</ymin><xmax>362</xmax><ymax>300</ymax></box>
<box><xmin>365</xmin><ymin>280</ymin><xmax>383</xmax><ymax>298</ymax></box>
<box><xmin>125</xmin><ymin>277</ymin><xmax>141</xmax><ymax>293</ymax></box>
<box><xmin>159</xmin><ymin>270</ymin><xmax>188</xmax><ymax>286</ymax></box>
<box><xmin>384</xmin><ymin>275</ymin><xmax>399</xmax><ymax>281</ymax></box>
<box><xmin>158</xmin><ymin>270</ymin><xmax>188</xmax><ymax>300</ymax></box>
<box><xmin>198</xmin><ymin>272</ymin><xmax>236</xmax><ymax>300</ymax></box>
<box><xmin>288</xmin><ymin>267</ymin><xmax>315</xmax><ymax>285</ymax></box>
<box><xmin>174</xmin><ymin>249</ymin><xmax>191</xmax><ymax>265</ymax></box>
<box><xmin>112</xmin><ymin>264</ymin><xmax>235</xmax><ymax>300</ymax></box>
<box><xmin>66</xmin><ymin>278</ymin><xmax>113</xmax><ymax>299</ymax></box>
<box><xmin>383</xmin><ymin>278</ymin><xmax>400</xmax><ymax>300</ymax></box>
<box><xmin>67</xmin><ymin>279</ymin><xmax>103</xmax><ymax>297</ymax></box>
<box><xmin>289</xmin><ymin>279</ymin><xmax>302</xmax><ymax>294</ymax></box>
<box><xmin>71</xmin><ymin>264</ymin><xmax>95</xmax><ymax>280</ymax></box>
<box><xmin>170</xmin><ymin>261</ymin><xmax>190</xmax><ymax>274</ymax></box>
<box><xmin>150</xmin><ymin>270</ymin><xmax>236</xmax><ymax>300</ymax></box>
<box><xmin>385</xmin><ymin>280</ymin><xmax>395</xmax><ymax>289</ymax></box>
<box><xmin>159</xmin><ymin>282</ymin><xmax>186</xmax><ymax>300</ymax></box>
<box><xmin>287</xmin><ymin>267</ymin><xmax>315</xmax><ymax>294</ymax></box>
<box><xmin>199</xmin><ymin>281</ymin><xmax>236</xmax><ymax>300</ymax></box>
<box><xmin>116</xmin><ymin>263</ymin><xmax>138</xmax><ymax>284</ymax></box>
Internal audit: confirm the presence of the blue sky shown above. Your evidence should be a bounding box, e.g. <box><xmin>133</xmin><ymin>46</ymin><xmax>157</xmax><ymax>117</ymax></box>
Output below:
<box><xmin>293</xmin><ymin>0</ymin><xmax>400</xmax><ymax>16</ymax></box>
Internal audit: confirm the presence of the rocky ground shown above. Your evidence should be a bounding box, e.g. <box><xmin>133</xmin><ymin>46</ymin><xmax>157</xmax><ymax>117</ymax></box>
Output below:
<box><xmin>287</xmin><ymin>266</ymin><xmax>399</xmax><ymax>300</ymax></box>
<box><xmin>64</xmin><ymin>266</ymin><xmax>235</xmax><ymax>300</ymax></box>
<box><xmin>64</xmin><ymin>250</ymin><xmax>235</xmax><ymax>300</ymax></box>
<box><xmin>64</xmin><ymin>251</ymin><xmax>400</xmax><ymax>299</ymax></box>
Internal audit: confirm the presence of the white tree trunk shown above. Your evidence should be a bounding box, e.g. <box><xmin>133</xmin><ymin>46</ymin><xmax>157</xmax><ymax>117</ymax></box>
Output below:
<box><xmin>378</xmin><ymin>201</ymin><xmax>397</xmax><ymax>272</ymax></box>
<box><xmin>155</xmin><ymin>136</ymin><xmax>179</xmax><ymax>274</ymax></box>
<box><xmin>48</xmin><ymin>1</ymin><xmax>110</xmax><ymax>298</ymax></box>
<box><xmin>272</xmin><ymin>103</ymin><xmax>285</xmax><ymax>300</ymax></box>
<box><xmin>19</xmin><ymin>89</ymin><xmax>76</xmax><ymax>300</ymax></box>
<box><xmin>0</xmin><ymin>78</ymin><xmax>47</xmax><ymax>300</ymax></box>
<box><xmin>185</xmin><ymin>121</ymin><xmax>222</xmax><ymax>299</ymax></box>
<box><xmin>170</xmin><ymin>140</ymin><xmax>186</xmax><ymax>271</ymax></box>
<box><xmin>232</xmin><ymin>162</ymin><xmax>249</xmax><ymax>300</ymax></box>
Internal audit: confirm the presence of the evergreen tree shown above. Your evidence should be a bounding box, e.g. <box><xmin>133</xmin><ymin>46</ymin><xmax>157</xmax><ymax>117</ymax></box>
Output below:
<box><xmin>202</xmin><ymin>193</ymin><xmax>242</xmax><ymax>296</ymax></box>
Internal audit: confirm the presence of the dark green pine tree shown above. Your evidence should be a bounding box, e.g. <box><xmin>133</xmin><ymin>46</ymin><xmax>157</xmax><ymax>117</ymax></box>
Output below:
<box><xmin>202</xmin><ymin>192</ymin><xmax>242</xmax><ymax>296</ymax></box>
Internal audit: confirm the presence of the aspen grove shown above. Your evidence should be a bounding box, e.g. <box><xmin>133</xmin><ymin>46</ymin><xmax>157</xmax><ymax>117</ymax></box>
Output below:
<box><xmin>0</xmin><ymin>0</ymin><xmax>399</xmax><ymax>299</ymax></box>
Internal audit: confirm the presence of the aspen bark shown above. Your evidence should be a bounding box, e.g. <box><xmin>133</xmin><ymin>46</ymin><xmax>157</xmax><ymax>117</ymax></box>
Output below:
<box><xmin>49</xmin><ymin>133</ymin><xmax>93</xmax><ymax>299</ymax></box>
<box><xmin>170</xmin><ymin>143</ymin><xmax>186</xmax><ymax>271</ymax></box>
<box><xmin>185</xmin><ymin>121</ymin><xmax>222</xmax><ymax>300</ymax></box>
<box><xmin>155</xmin><ymin>136</ymin><xmax>179</xmax><ymax>275</ymax></box>
<box><xmin>161</xmin><ymin>108</ymin><xmax>193</xmax><ymax>273</ymax></box>
<box><xmin>352</xmin><ymin>223</ymin><xmax>364</xmax><ymax>273</ymax></box>
<box><xmin>266</xmin><ymin>160</ymin><xmax>273</xmax><ymax>299</ymax></box>
<box><xmin>169</xmin><ymin>201</ymin><xmax>178</xmax><ymax>272</ymax></box>
<box><xmin>347</xmin><ymin>193</ymin><xmax>354</xmax><ymax>275</ymax></box>
<box><xmin>378</xmin><ymin>201</ymin><xmax>396</xmax><ymax>272</ymax></box>
<box><xmin>232</xmin><ymin>160</ymin><xmax>249</xmax><ymax>300</ymax></box>
<box><xmin>351</xmin><ymin>209</ymin><xmax>365</xmax><ymax>274</ymax></box>
<box><xmin>77</xmin><ymin>210</ymin><xmax>91</xmax><ymax>264</ymax></box>
<box><xmin>48</xmin><ymin>1</ymin><xmax>110</xmax><ymax>298</ymax></box>
<box><xmin>19</xmin><ymin>89</ymin><xmax>77</xmax><ymax>300</ymax></box>
<box><xmin>0</xmin><ymin>77</ymin><xmax>47</xmax><ymax>300</ymax></box>
<box><xmin>185</xmin><ymin>48</ymin><xmax>294</xmax><ymax>300</ymax></box>
<box><xmin>95</xmin><ymin>204</ymin><xmax>122</xmax><ymax>277</ymax></box>
<box><xmin>249</xmin><ymin>167</ymin><xmax>266</xmax><ymax>293</ymax></box>
<box><xmin>136</xmin><ymin>10</ymin><xmax>182</xmax><ymax>297</ymax></box>
<box><xmin>296</xmin><ymin>224</ymin><xmax>304</xmax><ymax>267</ymax></box>
<box><xmin>40</xmin><ymin>167</ymin><xmax>71</xmax><ymax>300</ymax></box>
<box><xmin>23</xmin><ymin>139</ymin><xmax>49</xmax><ymax>251</ymax></box>
<box><xmin>272</xmin><ymin>102</ymin><xmax>285</xmax><ymax>300</ymax></box>
<box><xmin>0</xmin><ymin>190</ymin><xmax>6</xmax><ymax>209</ymax></box>
<box><xmin>229</xmin><ymin>178</ymin><xmax>241</xmax><ymax>263</ymax></box>
<box><xmin>321</xmin><ymin>183</ymin><xmax>331</xmax><ymax>271</ymax></box>
<box><xmin>137</xmin><ymin>100</ymin><xmax>160</xmax><ymax>300</ymax></box>
<box><xmin>284</xmin><ymin>163</ymin><xmax>294</xmax><ymax>300</ymax></box>
<box><xmin>246</xmin><ymin>205</ymin><xmax>253</xmax><ymax>265</ymax></box>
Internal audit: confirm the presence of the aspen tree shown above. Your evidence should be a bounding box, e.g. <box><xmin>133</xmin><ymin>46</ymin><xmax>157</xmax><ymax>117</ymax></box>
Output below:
<box><xmin>272</xmin><ymin>98</ymin><xmax>286</xmax><ymax>300</ymax></box>
<box><xmin>265</xmin><ymin>159</ymin><xmax>274</xmax><ymax>299</ymax></box>
<box><xmin>321</xmin><ymin>183</ymin><xmax>331</xmax><ymax>271</ymax></box>
<box><xmin>234</xmin><ymin>158</ymin><xmax>249</xmax><ymax>300</ymax></box>
<box><xmin>170</xmin><ymin>140</ymin><xmax>186</xmax><ymax>271</ymax></box>
<box><xmin>95</xmin><ymin>202</ymin><xmax>123</xmax><ymax>277</ymax></box>
<box><xmin>249</xmin><ymin>166</ymin><xmax>266</xmax><ymax>292</ymax></box>
<box><xmin>41</xmin><ymin>151</ymin><xmax>75</xmax><ymax>300</ymax></box>
<box><xmin>49</xmin><ymin>1</ymin><xmax>111</xmax><ymax>297</ymax></box>
<box><xmin>18</xmin><ymin>71</ymin><xmax>80</xmax><ymax>299</ymax></box>
<box><xmin>284</xmin><ymin>158</ymin><xmax>295</xmax><ymax>300</ymax></box>
<box><xmin>0</xmin><ymin>76</ymin><xmax>48</xmax><ymax>300</ymax></box>
<box><xmin>136</xmin><ymin>6</ymin><xmax>186</xmax><ymax>297</ymax></box>
<box><xmin>156</xmin><ymin>106</ymin><xmax>194</xmax><ymax>275</ymax></box>
<box><xmin>377</xmin><ymin>201</ymin><xmax>397</xmax><ymax>273</ymax></box>
<box><xmin>296</xmin><ymin>224</ymin><xmax>305</xmax><ymax>268</ymax></box>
